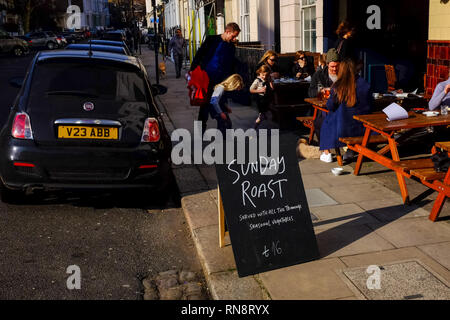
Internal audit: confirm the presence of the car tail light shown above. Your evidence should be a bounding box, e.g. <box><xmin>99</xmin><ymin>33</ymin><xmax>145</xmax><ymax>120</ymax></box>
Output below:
<box><xmin>28</xmin><ymin>40</ymin><xmax>32</xmax><ymax>43</ymax></box>
<box><xmin>141</xmin><ymin>118</ymin><xmax>160</xmax><ymax>142</ymax></box>
<box><xmin>12</xmin><ymin>112</ymin><xmax>33</xmax><ymax>140</ymax></box>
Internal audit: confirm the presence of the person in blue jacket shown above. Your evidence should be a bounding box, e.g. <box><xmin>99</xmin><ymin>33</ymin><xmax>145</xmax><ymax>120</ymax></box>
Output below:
<box><xmin>319</xmin><ymin>59</ymin><xmax>372</xmax><ymax>163</ymax></box>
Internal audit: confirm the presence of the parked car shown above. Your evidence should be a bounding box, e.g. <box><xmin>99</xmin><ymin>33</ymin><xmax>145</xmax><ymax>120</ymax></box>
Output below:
<box><xmin>102</xmin><ymin>30</ymin><xmax>127</xmax><ymax>43</ymax></box>
<box><xmin>61</xmin><ymin>32</ymin><xmax>77</xmax><ymax>44</ymax></box>
<box><xmin>24</xmin><ymin>31</ymin><xmax>58</xmax><ymax>50</ymax></box>
<box><xmin>66</xmin><ymin>44</ymin><xmax>130</xmax><ymax>56</ymax></box>
<box><xmin>55</xmin><ymin>33</ymin><xmax>68</xmax><ymax>47</ymax></box>
<box><xmin>0</xmin><ymin>31</ymin><xmax>30</xmax><ymax>57</ymax></box>
<box><xmin>2</xmin><ymin>50</ymin><xmax>171</xmax><ymax>203</ymax></box>
<box><xmin>44</xmin><ymin>31</ymin><xmax>63</xmax><ymax>48</ymax></box>
<box><xmin>88</xmin><ymin>40</ymin><xmax>132</xmax><ymax>55</ymax></box>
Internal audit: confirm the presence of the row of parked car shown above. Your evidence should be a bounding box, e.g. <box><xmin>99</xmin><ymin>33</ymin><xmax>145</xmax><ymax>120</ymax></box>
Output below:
<box><xmin>0</xmin><ymin>29</ymin><xmax>90</xmax><ymax>57</ymax></box>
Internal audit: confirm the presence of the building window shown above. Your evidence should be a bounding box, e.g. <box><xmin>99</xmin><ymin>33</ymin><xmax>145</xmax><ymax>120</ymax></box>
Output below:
<box><xmin>301</xmin><ymin>0</ymin><xmax>316</xmax><ymax>52</ymax></box>
<box><xmin>240</xmin><ymin>0</ymin><xmax>250</xmax><ymax>42</ymax></box>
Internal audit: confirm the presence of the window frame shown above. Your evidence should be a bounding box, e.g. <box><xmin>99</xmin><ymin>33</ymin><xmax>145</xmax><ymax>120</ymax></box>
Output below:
<box><xmin>301</xmin><ymin>0</ymin><xmax>317</xmax><ymax>52</ymax></box>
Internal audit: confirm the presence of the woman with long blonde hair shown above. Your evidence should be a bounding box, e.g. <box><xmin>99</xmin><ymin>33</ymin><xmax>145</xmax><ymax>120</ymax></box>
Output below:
<box><xmin>319</xmin><ymin>60</ymin><xmax>372</xmax><ymax>163</ymax></box>
<box><xmin>210</xmin><ymin>74</ymin><xmax>245</xmax><ymax>135</ymax></box>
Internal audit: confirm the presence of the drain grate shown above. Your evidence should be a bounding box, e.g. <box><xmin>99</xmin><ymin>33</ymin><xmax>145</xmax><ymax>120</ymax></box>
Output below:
<box><xmin>342</xmin><ymin>260</ymin><xmax>450</xmax><ymax>300</ymax></box>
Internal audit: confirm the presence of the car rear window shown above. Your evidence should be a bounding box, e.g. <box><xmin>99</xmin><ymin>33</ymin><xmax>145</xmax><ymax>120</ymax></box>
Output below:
<box><xmin>28</xmin><ymin>60</ymin><xmax>150</xmax><ymax>104</ymax></box>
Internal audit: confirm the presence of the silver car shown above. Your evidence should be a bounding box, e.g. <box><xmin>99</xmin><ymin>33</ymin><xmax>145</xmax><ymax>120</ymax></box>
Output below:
<box><xmin>25</xmin><ymin>31</ymin><xmax>58</xmax><ymax>50</ymax></box>
<box><xmin>0</xmin><ymin>31</ymin><xmax>30</xmax><ymax>56</ymax></box>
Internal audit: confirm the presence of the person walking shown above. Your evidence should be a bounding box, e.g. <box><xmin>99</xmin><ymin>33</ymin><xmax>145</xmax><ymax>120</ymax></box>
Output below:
<box><xmin>189</xmin><ymin>22</ymin><xmax>241</xmax><ymax>134</ymax></box>
<box><xmin>169</xmin><ymin>28</ymin><xmax>186</xmax><ymax>79</ymax></box>
<box><xmin>250</xmin><ymin>65</ymin><xmax>274</xmax><ymax>128</ymax></box>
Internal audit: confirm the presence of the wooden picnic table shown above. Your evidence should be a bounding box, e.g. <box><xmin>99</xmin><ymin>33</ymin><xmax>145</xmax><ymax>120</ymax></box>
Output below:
<box><xmin>348</xmin><ymin>112</ymin><xmax>450</xmax><ymax>205</ymax></box>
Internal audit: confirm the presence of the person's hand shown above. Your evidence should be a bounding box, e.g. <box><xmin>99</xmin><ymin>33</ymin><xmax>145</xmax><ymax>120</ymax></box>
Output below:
<box><xmin>444</xmin><ymin>84</ymin><xmax>450</xmax><ymax>94</ymax></box>
<box><xmin>296</xmin><ymin>73</ymin><xmax>302</xmax><ymax>79</ymax></box>
<box><xmin>220</xmin><ymin>112</ymin><xmax>227</xmax><ymax>120</ymax></box>
<box><xmin>258</xmin><ymin>87</ymin><xmax>267</xmax><ymax>94</ymax></box>
<box><xmin>226</xmin><ymin>106</ymin><xmax>232</xmax><ymax>114</ymax></box>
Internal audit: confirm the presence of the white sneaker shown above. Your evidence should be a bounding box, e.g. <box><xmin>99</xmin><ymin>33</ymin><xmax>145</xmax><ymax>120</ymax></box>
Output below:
<box><xmin>320</xmin><ymin>152</ymin><xmax>333</xmax><ymax>163</ymax></box>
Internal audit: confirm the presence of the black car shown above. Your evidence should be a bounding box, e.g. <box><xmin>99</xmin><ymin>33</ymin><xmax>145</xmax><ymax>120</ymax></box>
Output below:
<box><xmin>1</xmin><ymin>50</ymin><xmax>172</xmax><ymax>202</ymax></box>
<box><xmin>102</xmin><ymin>31</ymin><xmax>126</xmax><ymax>43</ymax></box>
<box><xmin>66</xmin><ymin>44</ymin><xmax>130</xmax><ymax>55</ymax></box>
<box><xmin>89</xmin><ymin>39</ymin><xmax>132</xmax><ymax>54</ymax></box>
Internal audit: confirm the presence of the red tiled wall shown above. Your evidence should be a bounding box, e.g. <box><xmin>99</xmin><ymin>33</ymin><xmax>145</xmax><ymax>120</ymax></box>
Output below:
<box><xmin>426</xmin><ymin>41</ymin><xmax>450</xmax><ymax>98</ymax></box>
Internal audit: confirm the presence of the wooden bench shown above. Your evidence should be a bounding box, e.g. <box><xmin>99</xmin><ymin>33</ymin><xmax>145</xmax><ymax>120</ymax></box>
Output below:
<box><xmin>340</xmin><ymin>135</ymin><xmax>389</xmax><ymax>146</ymax></box>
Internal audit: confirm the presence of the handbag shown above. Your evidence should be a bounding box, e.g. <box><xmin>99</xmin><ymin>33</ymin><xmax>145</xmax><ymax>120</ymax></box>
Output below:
<box><xmin>431</xmin><ymin>150</ymin><xmax>450</xmax><ymax>173</ymax></box>
<box><xmin>187</xmin><ymin>66</ymin><xmax>210</xmax><ymax>106</ymax></box>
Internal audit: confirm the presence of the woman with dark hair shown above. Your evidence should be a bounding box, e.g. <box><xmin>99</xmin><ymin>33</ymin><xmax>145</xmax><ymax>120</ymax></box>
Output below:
<box><xmin>334</xmin><ymin>21</ymin><xmax>357</xmax><ymax>62</ymax></box>
<box><xmin>256</xmin><ymin>50</ymin><xmax>281</xmax><ymax>79</ymax></box>
<box><xmin>292</xmin><ymin>51</ymin><xmax>315</xmax><ymax>80</ymax></box>
<box><xmin>319</xmin><ymin>60</ymin><xmax>372</xmax><ymax>163</ymax></box>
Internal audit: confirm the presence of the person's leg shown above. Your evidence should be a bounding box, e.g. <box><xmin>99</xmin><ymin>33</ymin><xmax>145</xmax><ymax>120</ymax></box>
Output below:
<box><xmin>177</xmin><ymin>55</ymin><xmax>184</xmax><ymax>78</ymax></box>
<box><xmin>174</xmin><ymin>54</ymin><xmax>181</xmax><ymax>78</ymax></box>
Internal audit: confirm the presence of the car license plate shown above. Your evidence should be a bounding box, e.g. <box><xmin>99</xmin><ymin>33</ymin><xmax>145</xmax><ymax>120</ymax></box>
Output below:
<box><xmin>58</xmin><ymin>126</ymin><xmax>118</xmax><ymax>140</ymax></box>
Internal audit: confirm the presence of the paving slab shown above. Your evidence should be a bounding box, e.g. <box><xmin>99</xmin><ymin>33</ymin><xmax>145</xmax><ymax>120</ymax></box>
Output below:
<box><xmin>368</xmin><ymin>217</ymin><xmax>450</xmax><ymax>248</ymax></box>
<box><xmin>259</xmin><ymin>258</ymin><xmax>354</xmax><ymax>300</ymax></box>
<box><xmin>193</xmin><ymin>225</ymin><xmax>236</xmax><ymax>275</ymax></box>
<box><xmin>418</xmin><ymin>242</ymin><xmax>450</xmax><ymax>270</ymax></box>
<box><xmin>339</xmin><ymin>247</ymin><xmax>450</xmax><ymax>283</ymax></box>
<box><xmin>341</xmin><ymin>260</ymin><xmax>450</xmax><ymax>300</ymax></box>
<box><xmin>311</xmin><ymin>203</ymin><xmax>380</xmax><ymax>230</ymax></box>
<box><xmin>315</xmin><ymin>224</ymin><xmax>395</xmax><ymax>258</ymax></box>
<box><xmin>182</xmin><ymin>191</ymin><xmax>218</xmax><ymax>230</ymax></box>
<box><xmin>299</xmin><ymin>159</ymin><xmax>344</xmax><ymax>174</ymax></box>
<box><xmin>207</xmin><ymin>271</ymin><xmax>268</xmax><ymax>300</ymax></box>
<box><xmin>321</xmin><ymin>183</ymin><xmax>401</xmax><ymax>204</ymax></box>
<box><xmin>305</xmin><ymin>189</ymin><xmax>338</xmax><ymax>208</ymax></box>
<box><xmin>356</xmin><ymin>198</ymin><xmax>430</xmax><ymax>222</ymax></box>
<box><xmin>301</xmin><ymin>174</ymin><xmax>330</xmax><ymax>189</ymax></box>
<box><xmin>317</xmin><ymin>171</ymin><xmax>375</xmax><ymax>186</ymax></box>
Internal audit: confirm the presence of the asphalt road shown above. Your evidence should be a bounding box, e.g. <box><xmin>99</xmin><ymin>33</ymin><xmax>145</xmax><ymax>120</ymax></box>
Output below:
<box><xmin>0</xmin><ymin>51</ymin><xmax>204</xmax><ymax>300</ymax></box>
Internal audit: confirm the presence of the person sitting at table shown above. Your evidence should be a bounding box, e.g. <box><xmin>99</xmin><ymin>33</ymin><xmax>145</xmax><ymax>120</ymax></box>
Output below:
<box><xmin>316</xmin><ymin>53</ymin><xmax>327</xmax><ymax>72</ymax></box>
<box><xmin>319</xmin><ymin>59</ymin><xmax>372</xmax><ymax>163</ymax></box>
<box><xmin>256</xmin><ymin>50</ymin><xmax>281</xmax><ymax>79</ymax></box>
<box><xmin>308</xmin><ymin>48</ymin><xmax>341</xmax><ymax>144</ymax></box>
<box><xmin>291</xmin><ymin>51</ymin><xmax>315</xmax><ymax>80</ymax></box>
<box><xmin>429</xmin><ymin>71</ymin><xmax>450</xmax><ymax>111</ymax></box>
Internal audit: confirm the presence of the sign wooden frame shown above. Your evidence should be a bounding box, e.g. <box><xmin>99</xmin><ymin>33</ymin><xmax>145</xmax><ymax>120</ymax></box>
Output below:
<box><xmin>218</xmin><ymin>187</ymin><xmax>228</xmax><ymax>248</ymax></box>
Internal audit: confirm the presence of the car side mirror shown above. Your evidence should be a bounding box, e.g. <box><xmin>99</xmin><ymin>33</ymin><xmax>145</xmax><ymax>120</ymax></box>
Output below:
<box><xmin>9</xmin><ymin>77</ymin><xmax>24</xmax><ymax>88</ymax></box>
<box><xmin>151</xmin><ymin>84</ymin><xmax>168</xmax><ymax>96</ymax></box>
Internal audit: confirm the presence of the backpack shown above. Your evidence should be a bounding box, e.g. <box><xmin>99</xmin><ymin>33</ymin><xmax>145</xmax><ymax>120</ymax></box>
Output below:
<box><xmin>187</xmin><ymin>66</ymin><xmax>210</xmax><ymax>106</ymax></box>
<box><xmin>431</xmin><ymin>150</ymin><xmax>450</xmax><ymax>173</ymax></box>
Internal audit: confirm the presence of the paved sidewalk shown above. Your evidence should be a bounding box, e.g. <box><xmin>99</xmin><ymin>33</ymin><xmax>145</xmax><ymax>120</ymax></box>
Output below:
<box><xmin>140</xmin><ymin>48</ymin><xmax>450</xmax><ymax>300</ymax></box>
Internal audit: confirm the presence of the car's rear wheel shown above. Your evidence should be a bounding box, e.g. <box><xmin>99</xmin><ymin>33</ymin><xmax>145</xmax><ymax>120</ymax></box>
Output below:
<box><xmin>0</xmin><ymin>182</ymin><xmax>22</xmax><ymax>204</ymax></box>
<box><xmin>13</xmin><ymin>46</ymin><xmax>23</xmax><ymax>57</ymax></box>
<box><xmin>47</xmin><ymin>41</ymin><xmax>55</xmax><ymax>50</ymax></box>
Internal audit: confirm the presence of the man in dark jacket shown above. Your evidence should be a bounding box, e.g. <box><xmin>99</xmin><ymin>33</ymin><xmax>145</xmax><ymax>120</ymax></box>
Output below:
<box><xmin>308</xmin><ymin>48</ymin><xmax>341</xmax><ymax>142</ymax></box>
<box><xmin>169</xmin><ymin>28</ymin><xmax>186</xmax><ymax>78</ymax></box>
<box><xmin>189</xmin><ymin>22</ymin><xmax>241</xmax><ymax>133</ymax></box>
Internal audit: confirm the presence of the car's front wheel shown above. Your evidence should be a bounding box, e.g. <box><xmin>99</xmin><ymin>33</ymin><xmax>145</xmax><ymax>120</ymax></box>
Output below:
<box><xmin>46</xmin><ymin>41</ymin><xmax>55</xmax><ymax>50</ymax></box>
<box><xmin>13</xmin><ymin>46</ymin><xmax>23</xmax><ymax>57</ymax></box>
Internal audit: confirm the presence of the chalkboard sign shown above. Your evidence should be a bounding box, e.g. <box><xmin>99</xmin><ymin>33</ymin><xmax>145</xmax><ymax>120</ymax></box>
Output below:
<box><xmin>216</xmin><ymin>134</ymin><xmax>319</xmax><ymax>277</ymax></box>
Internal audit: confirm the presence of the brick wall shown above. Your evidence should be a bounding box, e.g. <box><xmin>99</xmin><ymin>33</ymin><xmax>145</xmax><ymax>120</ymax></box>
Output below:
<box><xmin>426</xmin><ymin>40</ymin><xmax>450</xmax><ymax>98</ymax></box>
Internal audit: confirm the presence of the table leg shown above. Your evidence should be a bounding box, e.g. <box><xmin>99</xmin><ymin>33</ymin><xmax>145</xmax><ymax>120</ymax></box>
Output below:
<box><xmin>309</xmin><ymin>108</ymin><xmax>318</xmax><ymax>144</ymax></box>
<box><xmin>388</xmin><ymin>137</ymin><xmax>410</xmax><ymax>205</ymax></box>
<box><xmin>428</xmin><ymin>171</ymin><xmax>449</xmax><ymax>221</ymax></box>
<box><xmin>354</xmin><ymin>127</ymin><xmax>371</xmax><ymax>176</ymax></box>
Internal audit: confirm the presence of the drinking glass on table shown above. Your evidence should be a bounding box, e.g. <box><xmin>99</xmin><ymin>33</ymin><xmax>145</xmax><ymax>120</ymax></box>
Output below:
<box><xmin>441</xmin><ymin>105</ymin><xmax>448</xmax><ymax>116</ymax></box>
<box><xmin>323</xmin><ymin>87</ymin><xmax>331</xmax><ymax>100</ymax></box>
